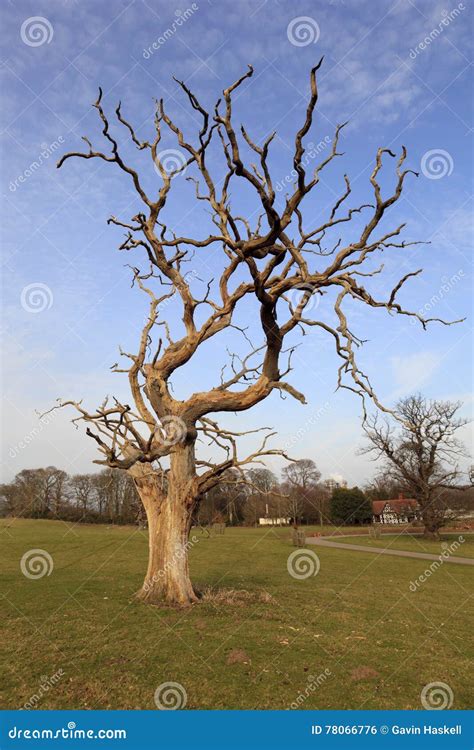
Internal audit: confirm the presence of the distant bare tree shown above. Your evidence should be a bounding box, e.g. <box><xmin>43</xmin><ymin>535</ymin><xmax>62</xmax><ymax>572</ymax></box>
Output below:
<box><xmin>282</xmin><ymin>459</ymin><xmax>322</xmax><ymax>525</ymax></box>
<box><xmin>49</xmin><ymin>62</ymin><xmax>460</xmax><ymax>604</ymax></box>
<box><xmin>282</xmin><ymin>459</ymin><xmax>321</xmax><ymax>490</ymax></box>
<box><xmin>50</xmin><ymin>469</ymin><xmax>68</xmax><ymax>516</ymax></box>
<box><xmin>199</xmin><ymin>467</ymin><xmax>248</xmax><ymax>525</ymax></box>
<box><xmin>364</xmin><ymin>474</ymin><xmax>403</xmax><ymax>502</ymax></box>
<box><xmin>246</xmin><ymin>468</ymin><xmax>278</xmax><ymax>495</ymax></box>
<box><xmin>70</xmin><ymin>474</ymin><xmax>95</xmax><ymax>514</ymax></box>
<box><xmin>362</xmin><ymin>395</ymin><xmax>471</xmax><ymax>537</ymax></box>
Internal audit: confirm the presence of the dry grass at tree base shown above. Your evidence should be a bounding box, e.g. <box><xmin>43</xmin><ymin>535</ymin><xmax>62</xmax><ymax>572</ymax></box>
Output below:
<box><xmin>0</xmin><ymin>519</ymin><xmax>472</xmax><ymax>710</ymax></box>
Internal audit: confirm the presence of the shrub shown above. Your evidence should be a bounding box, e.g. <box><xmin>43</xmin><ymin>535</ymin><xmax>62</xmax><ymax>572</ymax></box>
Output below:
<box><xmin>330</xmin><ymin>487</ymin><xmax>372</xmax><ymax>525</ymax></box>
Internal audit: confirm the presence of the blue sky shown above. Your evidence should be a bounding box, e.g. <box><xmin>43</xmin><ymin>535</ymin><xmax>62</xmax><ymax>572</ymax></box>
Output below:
<box><xmin>1</xmin><ymin>0</ymin><xmax>473</xmax><ymax>485</ymax></box>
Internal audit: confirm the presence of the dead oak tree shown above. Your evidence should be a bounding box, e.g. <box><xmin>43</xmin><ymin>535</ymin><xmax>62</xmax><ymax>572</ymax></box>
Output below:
<box><xmin>52</xmin><ymin>62</ymin><xmax>458</xmax><ymax>605</ymax></box>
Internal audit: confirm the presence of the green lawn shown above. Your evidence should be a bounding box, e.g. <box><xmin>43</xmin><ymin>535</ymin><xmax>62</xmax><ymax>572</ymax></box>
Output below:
<box><xmin>1</xmin><ymin>519</ymin><xmax>472</xmax><ymax>710</ymax></box>
<box><xmin>335</xmin><ymin>532</ymin><xmax>474</xmax><ymax>558</ymax></box>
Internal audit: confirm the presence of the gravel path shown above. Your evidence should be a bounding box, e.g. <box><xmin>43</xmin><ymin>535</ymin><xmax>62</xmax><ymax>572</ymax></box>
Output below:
<box><xmin>305</xmin><ymin>537</ymin><xmax>474</xmax><ymax>565</ymax></box>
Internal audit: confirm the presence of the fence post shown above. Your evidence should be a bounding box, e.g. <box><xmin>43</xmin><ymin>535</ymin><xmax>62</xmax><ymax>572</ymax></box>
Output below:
<box><xmin>292</xmin><ymin>529</ymin><xmax>306</xmax><ymax>547</ymax></box>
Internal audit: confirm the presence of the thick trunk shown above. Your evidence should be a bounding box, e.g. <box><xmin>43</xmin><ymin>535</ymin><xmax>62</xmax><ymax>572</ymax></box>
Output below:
<box><xmin>421</xmin><ymin>504</ymin><xmax>442</xmax><ymax>540</ymax></box>
<box><xmin>134</xmin><ymin>444</ymin><xmax>199</xmax><ymax>606</ymax></box>
<box><xmin>137</xmin><ymin>495</ymin><xmax>198</xmax><ymax>605</ymax></box>
<box><xmin>423</xmin><ymin>525</ymin><xmax>440</xmax><ymax>540</ymax></box>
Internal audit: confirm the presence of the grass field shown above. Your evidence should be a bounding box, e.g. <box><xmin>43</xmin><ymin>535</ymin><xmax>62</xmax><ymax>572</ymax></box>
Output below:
<box><xmin>1</xmin><ymin>519</ymin><xmax>472</xmax><ymax>710</ymax></box>
<box><xmin>334</xmin><ymin>532</ymin><xmax>474</xmax><ymax>557</ymax></box>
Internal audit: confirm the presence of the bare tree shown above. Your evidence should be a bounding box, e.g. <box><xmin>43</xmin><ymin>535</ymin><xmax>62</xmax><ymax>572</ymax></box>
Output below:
<box><xmin>199</xmin><ymin>467</ymin><xmax>249</xmax><ymax>525</ymax></box>
<box><xmin>282</xmin><ymin>459</ymin><xmax>321</xmax><ymax>490</ymax></box>
<box><xmin>284</xmin><ymin>490</ymin><xmax>305</xmax><ymax>527</ymax></box>
<box><xmin>282</xmin><ymin>459</ymin><xmax>321</xmax><ymax>525</ymax></box>
<box><xmin>245</xmin><ymin>467</ymin><xmax>280</xmax><ymax>524</ymax></box>
<box><xmin>362</xmin><ymin>395</ymin><xmax>471</xmax><ymax>537</ymax></box>
<box><xmin>50</xmin><ymin>469</ymin><xmax>68</xmax><ymax>516</ymax></box>
<box><xmin>364</xmin><ymin>474</ymin><xmax>403</xmax><ymax>502</ymax></box>
<box><xmin>70</xmin><ymin>474</ymin><xmax>95</xmax><ymax>514</ymax></box>
<box><xmin>50</xmin><ymin>62</ymin><xmax>459</xmax><ymax>604</ymax></box>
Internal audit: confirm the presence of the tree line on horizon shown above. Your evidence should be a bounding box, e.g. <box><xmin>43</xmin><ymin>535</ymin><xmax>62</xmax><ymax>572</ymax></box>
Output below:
<box><xmin>1</xmin><ymin>456</ymin><xmax>471</xmax><ymax>532</ymax></box>
<box><xmin>0</xmin><ymin>459</ymin><xmax>378</xmax><ymax>527</ymax></box>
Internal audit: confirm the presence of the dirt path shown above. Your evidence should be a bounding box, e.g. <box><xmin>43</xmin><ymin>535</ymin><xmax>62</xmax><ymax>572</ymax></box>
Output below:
<box><xmin>305</xmin><ymin>537</ymin><xmax>474</xmax><ymax>565</ymax></box>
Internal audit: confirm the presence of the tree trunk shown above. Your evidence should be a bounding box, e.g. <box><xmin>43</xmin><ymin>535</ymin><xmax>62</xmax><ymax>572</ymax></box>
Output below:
<box><xmin>134</xmin><ymin>444</ymin><xmax>199</xmax><ymax>606</ymax></box>
<box><xmin>423</xmin><ymin>524</ymin><xmax>440</xmax><ymax>540</ymax></box>
<box><xmin>421</xmin><ymin>506</ymin><xmax>441</xmax><ymax>539</ymax></box>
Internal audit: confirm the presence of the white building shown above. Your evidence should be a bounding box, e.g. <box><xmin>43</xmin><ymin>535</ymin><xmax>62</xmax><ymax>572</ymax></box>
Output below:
<box><xmin>258</xmin><ymin>517</ymin><xmax>291</xmax><ymax>526</ymax></box>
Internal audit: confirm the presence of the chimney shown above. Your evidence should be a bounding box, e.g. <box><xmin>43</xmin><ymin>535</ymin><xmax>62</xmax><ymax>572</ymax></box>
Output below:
<box><xmin>398</xmin><ymin>492</ymin><xmax>404</xmax><ymax>500</ymax></box>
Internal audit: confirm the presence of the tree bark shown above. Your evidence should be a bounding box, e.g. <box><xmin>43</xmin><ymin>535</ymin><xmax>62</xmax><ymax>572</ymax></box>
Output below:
<box><xmin>422</xmin><ymin>524</ymin><xmax>441</xmax><ymax>540</ymax></box>
<box><xmin>421</xmin><ymin>506</ymin><xmax>441</xmax><ymax>539</ymax></box>
<box><xmin>134</xmin><ymin>444</ymin><xmax>199</xmax><ymax>606</ymax></box>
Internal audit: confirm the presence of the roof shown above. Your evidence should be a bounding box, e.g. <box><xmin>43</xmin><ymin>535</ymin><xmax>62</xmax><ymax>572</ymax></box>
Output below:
<box><xmin>372</xmin><ymin>501</ymin><xmax>387</xmax><ymax>515</ymax></box>
<box><xmin>372</xmin><ymin>498</ymin><xmax>418</xmax><ymax>515</ymax></box>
